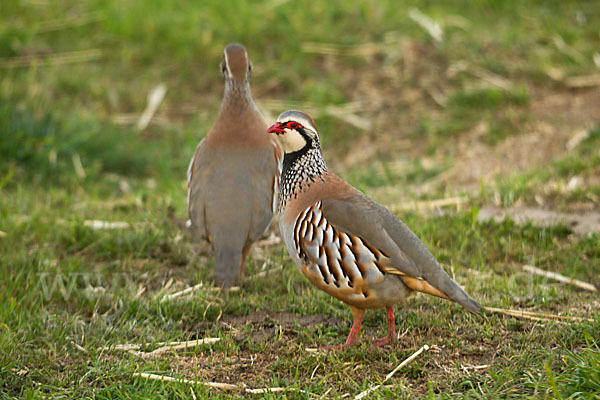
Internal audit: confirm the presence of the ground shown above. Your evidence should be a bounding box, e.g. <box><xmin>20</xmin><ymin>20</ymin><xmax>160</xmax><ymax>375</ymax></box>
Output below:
<box><xmin>1</xmin><ymin>1</ymin><xmax>600</xmax><ymax>398</ymax></box>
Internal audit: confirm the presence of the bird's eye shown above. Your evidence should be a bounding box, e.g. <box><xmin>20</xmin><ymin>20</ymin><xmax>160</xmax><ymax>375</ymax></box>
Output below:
<box><xmin>220</xmin><ymin>60</ymin><xmax>227</xmax><ymax>74</ymax></box>
<box><xmin>290</xmin><ymin>122</ymin><xmax>298</xmax><ymax>128</ymax></box>
<box><xmin>248</xmin><ymin>62</ymin><xmax>253</xmax><ymax>73</ymax></box>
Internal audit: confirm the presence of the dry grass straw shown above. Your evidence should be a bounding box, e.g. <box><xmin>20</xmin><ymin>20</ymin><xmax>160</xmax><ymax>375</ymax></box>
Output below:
<box><xmin>35</xmin><ymin>11</ymin><xmax>103</xmax><ymax>33</ymax></box>
<box><xmin>354</xmin><ymin>344</ymin><xmax>430</xmax><ymax>399</ymax></box>
<box><xmin>134</xmin><ymin>372</ymin><xmax>238</xmax><ymax>390</ymax></box>
<box><xmin>136</xmin><ymin>84</ymin><xmax>167</xmax><ymax>131</ymax></box>
<box><xmin>83</xmin><ymin>220</ymin><xmax>131</xmax><ymax>230</ymax></box>
<box><xmin>255</xmin><ymin>233</ymin><xmax>282</xmax><ymax>247</ymax></box>
<box><xmin>409</xmin><ymin>9</ymin><xmax>443</xmax><ymax>43</ymax></box>
<box><xmin>566</xmin><ymin>129</ymin><xmax>591</xmax><ymax>151</ymax></box>
<box><xmin>553</xmin><ymin>35</ymin><xmax>587</xmax><ymax>65</ymax></box>
<box><xmin>484</xmin><ymin>307</ymin><xmax>594</xmax><ymax>323</ymax></box>
<box><xmin>251</xmin><ymin>265</ymin><xmax>284</xmax><ymax>279</ymax></box>
<box><xmin>390</xmin><ymin>196</ymin><xmax>468</xmax><ymax>213</ymax></box>
<box><xmin>134</xmin><ymin>372</ymin><xmax>312</xmax><ymax>395</ymax></box>
<box><xmin>160</xmin><ymin>282</ymin><xmax>239</xmax><ymax>302</ymax></box>
<box><xmin>71</xmin><ymin>153</ymin><xmax>86</xmax><ymax>179</ymax></box>
<box><xmin>112</xmin><ymin>113</ymin><xmax>170</xmax><ymax>126</ymax></box>
<box><xmin>302</xmin><ymin>42</ymin><xmax>380</xmax><ymax>57</ymax></box>
<box><xmin>523</xmin><ymin>265</ymin><xmax>599</xmax><ymax>293</ymax></box>
<box><xmin>448</xmin><ymin>61</ymin><xmax>515</xmax><ymax>92</ymax></box>
<box><xmin>565</xmin><ymin>73</ymin><xmax>600</xmax><ymax>88</ymax></box>
<box><xmin>0</xmin><ymin>49</ymin><xmax>102</xmax><ymax>68</ymax></box>
<box><xmin>102</xmin><ymin>338</ymin><xmax>221</xmax><ymax>356</ymax></box>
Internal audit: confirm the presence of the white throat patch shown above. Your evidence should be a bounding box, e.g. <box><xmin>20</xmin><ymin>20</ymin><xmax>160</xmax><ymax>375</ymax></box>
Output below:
<box><xmin>278</xmin><ymin>129</ymin><xmax>307</xmax><ymax>153</ymax></box>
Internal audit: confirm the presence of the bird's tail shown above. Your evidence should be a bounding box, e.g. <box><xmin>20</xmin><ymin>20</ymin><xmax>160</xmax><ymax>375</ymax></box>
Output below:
<box><xmin>426</xmin><ymin>271</ymin><xmax>482</xmax><ymax>316</ymax></box>
<box><xmin>213</xmin><ymin>244</ymin><xmax>243</xmax><ymax>288</ymax></box>
<box><xmin>399</xmin><ymin>275</ymin><xmax>451</xmax><ymax>300</ymax></box>
<box><xmin>387</xmin><ymin>270</ymin><xmax>482</xmax><ymax>315</ymax></box>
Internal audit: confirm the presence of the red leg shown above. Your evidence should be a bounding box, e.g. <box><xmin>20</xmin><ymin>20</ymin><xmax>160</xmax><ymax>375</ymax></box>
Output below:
<box><xmin>374</xmin><ymin>306</ymin><xmax>396</xmax><ymax>347</ymax></box>
<box><xmin>236</xmin><ymin>244</ymin><xmax>252</xmax><ymax>285</ymax></box>
<box><xmin>323</xmin><ymin>307</ymin><xmax>365</xmax><ymax>350</ymax></box>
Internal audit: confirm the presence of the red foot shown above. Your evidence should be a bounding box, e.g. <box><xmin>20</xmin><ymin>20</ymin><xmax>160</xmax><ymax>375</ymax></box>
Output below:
<box><xmin>374</xmin><ymin>335</ymin><xmax>392</xmax><ymax>347</ymax></box>
<box><xmin>321</xmin><ymin>343</ymin><xmax>351</xmax><ymax>351</ymax></box>
<box><xmin>373</xmin><ymin>306</ymin><xmax>396</xmax><ymax>347</ymax></box>
<box><xmin>321</xmin><ymin>309</ymin><xmax>365</xmax><ymax>350</ymax></box>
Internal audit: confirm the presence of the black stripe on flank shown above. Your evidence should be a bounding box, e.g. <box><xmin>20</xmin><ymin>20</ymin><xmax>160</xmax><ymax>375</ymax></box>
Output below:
<box><xmin>316</xmin><ymin>210</ymin><xmax>324</xmax><ymax>228</ymax></box>
<box><xmin>324</xmin><ymin>245</ymin><xmax>341</xmax><ymax>287</ymax></box>
<box><xmin>331</xmin><ymin>223</ymin><xmax>340</xmax><ymax>242</ymax></box>
<box><xmin>337</xmin><ymin>246</ymin><xmax>349</xmax><ymax>280</ymax></box>
<box><xmin>318</xmin><ymin>264</ymin><xmax>329</xmax><ymax>285</ymax></box>
<box><xmin>349</xmin><ymin>235</ymin><xmax>364</xmax><ymax>265</ymax></box>
<box><xmin>356</xmin><ymin>261</ymin><xmax>368</xmax><ymax>280</ymax></box>
<box><xmin>359</xmin><ymin>237</ymin><xmax>381</xmax><ymax>259</ymax></box>
<box><xmin>374</xmin><ymin>261</ymin><xmax>387</xmax><ymax>275</ymax></box>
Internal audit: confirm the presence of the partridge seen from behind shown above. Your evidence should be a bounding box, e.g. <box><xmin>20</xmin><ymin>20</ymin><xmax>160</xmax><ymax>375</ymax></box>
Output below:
<box><xmin>187</xmin><ymin>44</ymin><xmax>282</xmax><ymax>288</ymax></box>
<box><xmin>268</xmin><ymin>110</ymin><xmax>481</xmax><ymax>349</ymax></box>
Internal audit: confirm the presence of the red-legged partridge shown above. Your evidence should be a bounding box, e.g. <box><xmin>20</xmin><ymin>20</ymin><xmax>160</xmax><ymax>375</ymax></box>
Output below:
<box><xmin>187</xmin><ymin>44</ymin><xmax>282</xmax><ymax>288</ymax></box>
<box><xmin>267</xmin><ymin>110</ymin><xmax>481</xmax><ymax>349</ymax></box>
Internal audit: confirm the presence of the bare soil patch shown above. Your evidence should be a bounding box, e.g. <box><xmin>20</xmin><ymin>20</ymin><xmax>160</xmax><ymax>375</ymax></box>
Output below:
<box><xmin>222</xmin><ymin>311</ymin><xmax>330</xmax><ymax>328</ymax></box>
<box><xmin>478</xmin><ymin>205</ymin><xmax>600</xmax><ymax>235</ymax></box>
<box><xmin>440</xmin><ymin>88</ymin><xmax>600</xmax><ymax>191</ymax></box>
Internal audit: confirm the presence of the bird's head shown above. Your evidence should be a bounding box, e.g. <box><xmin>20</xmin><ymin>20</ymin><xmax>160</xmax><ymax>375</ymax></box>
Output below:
<box><xmin>267</xmin><ymin>110</ymin><xmax>320</xmax><ymax>154</ymax></box>
<box><xmin>221</xmin><ymin>43</ymin><xmax>252</xmax><ymax>83</ymax></box>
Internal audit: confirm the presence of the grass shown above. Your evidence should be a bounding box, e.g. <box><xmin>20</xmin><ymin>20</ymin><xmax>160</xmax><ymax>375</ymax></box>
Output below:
<box><xmin>2</xmin><ymin>0</ymin><xmax>600</xmax><ymax>398</ymax></box>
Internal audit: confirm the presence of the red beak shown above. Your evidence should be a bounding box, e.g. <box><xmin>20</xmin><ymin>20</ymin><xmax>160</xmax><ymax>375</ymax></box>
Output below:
<box><xmin>267</xmin><ymin>122</ymin><xmax>285</xmax><ymax>134</ymax></box>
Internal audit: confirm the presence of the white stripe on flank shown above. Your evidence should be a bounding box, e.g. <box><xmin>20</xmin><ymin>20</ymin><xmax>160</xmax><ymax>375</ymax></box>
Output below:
<box><xmin>294</xmin><ymin>201</ymin><xmax>387</xmax><ymax>293</ymax></box>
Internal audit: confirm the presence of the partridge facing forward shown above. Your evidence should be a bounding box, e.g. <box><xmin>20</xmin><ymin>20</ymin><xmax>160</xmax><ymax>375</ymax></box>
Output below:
<box><xmin>187</xmin><ymin>44</ymin><xmax>282</xmax><ymax>288</ymax></box>
<box><xmin>267</xmin><ymin>110</ymin><xmax>481</xmax><ymax>349</ymax></box>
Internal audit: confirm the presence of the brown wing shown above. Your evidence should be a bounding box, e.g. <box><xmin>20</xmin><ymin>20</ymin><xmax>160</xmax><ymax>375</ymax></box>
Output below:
<box><xmin>321</xmin><ymin>191</ymin><xmax>481</xmax><ymax>315</ymax></box>
<box><xmin>187</xmin><ymin>138</ymin><xmax>208</xmax><ymax>238</ymax></box>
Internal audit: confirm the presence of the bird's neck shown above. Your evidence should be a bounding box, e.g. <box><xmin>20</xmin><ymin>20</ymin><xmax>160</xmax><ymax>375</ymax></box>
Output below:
<box><xmin>278</xmin><ymin>145</ymin><xmax>327</xmax><ymax>212</ymax></box>
<box><xmin>221</xmin><ymin>80</ymin><xmax>254</xmax><ymax>112</ymax></box>
<box><xmin>210</xmin><ymin>80</ymin><xmax>263</xmax><ymax>142</ymax></box>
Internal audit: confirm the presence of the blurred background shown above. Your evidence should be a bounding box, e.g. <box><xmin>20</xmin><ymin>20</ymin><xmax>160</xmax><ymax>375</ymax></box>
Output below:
<box><xmin>2</xmin><ymin>0</ymin><xmax>598</xmax><ymax>205</ymax></box>
<box><xmin>1</xmin><ymin>0</ymin><xmax>599</xmax><ymax>398</ymax></box>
